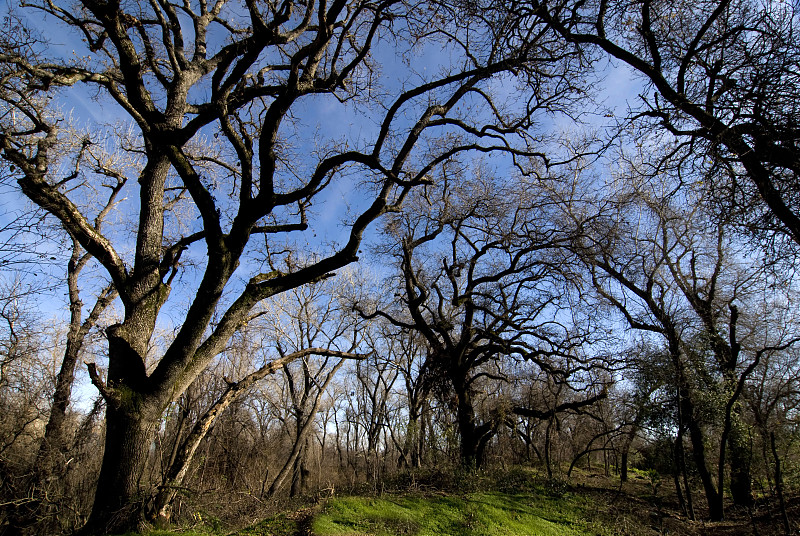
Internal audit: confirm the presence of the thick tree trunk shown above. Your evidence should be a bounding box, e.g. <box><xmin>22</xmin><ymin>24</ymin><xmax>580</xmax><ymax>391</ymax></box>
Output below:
<box><xmin>454</xmin><ymin>387</ymin><xmax>482</xmax><ymax>468</ymax></box>
<box><xmin>727</xmin><ymin>414</ymin><xmax>754</xmax><ymax>507</ymax></box>
<box><xmin>81</xmin><ymin>404</ymin><xmax>160</xmax><ymax>535</ymax></box>
<box><xmin>450</xmin><ymin>371</ymin><xmax>497</xmax><ymax>470</ymax></box>
<box><xmin>290</xmin><ymin>445</ymin><xmax>303</xmax><ymax>497</ymax></box>
<box><xmin>685</xmin><ymin>405</ymin><xmax>722</xmax><ymax>521</ymax></box>
<box><xmin>290</xmin><ymin>438</ymin><xmax>310</xmax><ymax>497</ymax></box>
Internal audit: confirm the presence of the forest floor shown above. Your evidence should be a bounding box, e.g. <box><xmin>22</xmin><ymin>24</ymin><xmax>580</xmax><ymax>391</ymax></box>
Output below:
<box><xmin>124</xmin><ymin>468</ymin><xmax>797</xmax><ymax>536</ymax></box>
<box><xmin>226</xmin><ymin>468</ymin><xmax>797</xmax><ymax>536</ymax></box>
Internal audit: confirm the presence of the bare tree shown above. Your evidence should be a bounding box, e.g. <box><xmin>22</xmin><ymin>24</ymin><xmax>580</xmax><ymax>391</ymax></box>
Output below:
<box><xmin>356</xmin><ymin>325</ymin><xmax>432</xmax><ymax>472</ymax></box>
<box><xmin>21</xmin><ymin>135</ymin><xmax>129</xmax><ymax>533</ymax></box>
<box><xmin>4</xmin><ymin>237</ymin><xmax>117</xmax><ymax>535</ymax></box>
<box><xmin>0</xmin><ymin>281</ymin><xmax>59</xmax><ymax>533</ymax></box>
<box><xmin>360</xmin><ymin>172</ymin><xmax>605</xmax><ymax>468</ymax></box>
<box><xmin>748</xmin><ymin>342</ymin><xmax>800</xmax><ymax>534</ymax></box>
<box><xmin>557</xmin><ymin>167</ymin><xmax>800</xmax><ymax>520</ymax></box>
<box><xmin>0</xmin><ymin>0</ymin><xmax>574</xmax><ymax>530</ymax></box>
<box><xmin>151</xmin><ymin>344</ymin><xmax>360</xmax><ymax>520</ymax></box>
<box><xmin>519</xmin><ymin>0</ymin><xmax>800</xmax><ymax>251</ymax></box>
<box><xmin>260</xmin><ymin>279</ymin><xmax>365</xmax><ymax>497</ymax></box>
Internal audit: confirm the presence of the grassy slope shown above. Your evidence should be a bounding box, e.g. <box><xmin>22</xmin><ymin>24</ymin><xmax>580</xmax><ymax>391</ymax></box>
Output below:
<box><xmin>310</xmin><ymin>491</ymin><xmax>603</xmax><ymax>536</ymax></box>
<box><xmin>111</xmin><ymin>468</ymin><xmax>796</xmax><ymax>535</ymax></box>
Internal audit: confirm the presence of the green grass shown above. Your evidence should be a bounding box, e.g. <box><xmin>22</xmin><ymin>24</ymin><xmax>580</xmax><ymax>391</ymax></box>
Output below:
<box><xmin>311</xmin><ymin>491</ymin><xmax>605</xmax><ymax>536</ymax></box>
<box><xmin>105</xmin><ymin>469</ymin><xmax>654</xmax><ymax>536</ymax></box>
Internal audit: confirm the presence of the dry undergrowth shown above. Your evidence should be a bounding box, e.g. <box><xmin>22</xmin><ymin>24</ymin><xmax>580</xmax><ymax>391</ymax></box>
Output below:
<box><xmin>568</xmin><ymin>469</ymin><xmax>797</xmax><ymax>535</ymax></box>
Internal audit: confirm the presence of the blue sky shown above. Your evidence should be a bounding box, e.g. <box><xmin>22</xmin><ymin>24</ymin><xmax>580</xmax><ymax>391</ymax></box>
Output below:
<box><xmin>0</xmin><ymin>0</ymin><xmax>645</xmax><ymax>406</ymax></box>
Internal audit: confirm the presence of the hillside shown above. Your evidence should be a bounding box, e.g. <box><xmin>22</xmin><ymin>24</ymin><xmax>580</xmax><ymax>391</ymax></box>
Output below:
<box><xmin>133</xmin><ymin>469</ymin><xmax>796</xmax><ymax>536</ymax></box>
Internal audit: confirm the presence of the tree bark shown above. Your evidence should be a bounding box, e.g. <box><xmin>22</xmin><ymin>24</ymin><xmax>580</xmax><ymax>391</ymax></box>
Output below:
<box><xmin>673</xmin><ymin>429</ymin><xmax>695</xmax><ymax>520</ymax></box>
<box><xmin>37</xmin><ymin>282</ymin><xmax>116</xmax><ymax>470</ymax></box>
<box><xmin>453</xmin><ymin>379</ymin><xmax>493</xmax><ymax>469</ymax></box>
<box><xmin>684</xmin><ymin>401</ymin><xmax>722</xmax><ymax>521</ymax></box>
<box><xmin>728</xmin><ymin>417</ymin><xmax>754</xmax><ymax>507</ymax></box>
<box><xmin>290</xmin><ymin>438</ymin><xmax>311</xmax><ymax>497</ymax></box>
<box><xmin>81</xmin><ymin>403</ymin><xmax>160</xmax><ymax>535</ymax></box>
<box><xmin>0</xmin><ymin>0</ymin><xmax>550</xmax><ymax>530</ymax></box>
<box><xmin>770</xmin><ymin>432</ymin><xmax>791</xmax><ymax>536</ymax></box>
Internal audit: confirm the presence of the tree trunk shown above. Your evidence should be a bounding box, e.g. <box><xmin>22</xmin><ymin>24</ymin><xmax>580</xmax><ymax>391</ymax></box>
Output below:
<box><xmin>290</xmin><ymin>441</ymin><xmax>305</xmax><ymax>497</ymax></box>
<box><xmin>685</xmin><ymin>407</ymin><xmax>722</xmax><ymax>521</ymax></box>
<box><xmin>729</xmin><ymin>443</ymin><xmax>753</xmax><ymax>507</ymax></box>
<box><xmin>620</xmin><ymin>450</ymin><xmax>629</xmax><ymax>483</ymax></box>
<box><xmin>455</xmin><ymin>387</ymin><xmax>481</xmax><ymax>468</ymax></box>
<box><xmin>728</xmin><ymin>415</ymin><xmax>754</xmax><ymax>507</ymax></box>
<box><xmin>770</xmin><ymin>432</ymin><xmax>791</xmax><ymax>536</ymax></box>
<box><xmin>81</xmin><ymin>404</ymin><xmax>160</xmax><ymax>535</ymax></box>
<box><xmin>147</xmin><ymin>404</ymin><xmax>212</xmax><ymax>524</ymax></box>
<box><xmin>619</xmin><ymin>415</ymin><xmax>643</xmax><ymax>483</ymax></box>
<box><xmin>10</xmin><ymin>323</ymin><xmax>85</xmax><ymax>536</ymax></box>
<box><xmin>673</xmin><ymin>346</ymin><xmax>720</xmax><ymax>521</ymax></box>
<box><xmin>269</xmin><ymin>420</ymin><xmax>309</xmax><ymax>496</ymax></box>
<box><xmin>544</xmin><ymin>418</ymin><xmax>554</xmax><ymax>479</ymax></box>
<box><xmin>398</xmin><ymin>417</ymin><xmax>416</xmax><ymax>469</ymax></box>
<box><xmin>269</xmin><ymin>358</ymin><xmax>347</xmax><ymax>496</ymax></box>
<box><xmin>10</xmin><ymin>251</ymin><xmax>118</xmax><ymax>535</ymax></box>
<box><xmin>35</xmin><ymin>340</ymin><xmax>80</xmax><ymax>471</ymax></box>
<box><xmin>671</xmin><ymin>434</ymin><xmax>687</xmax><ymax>519</ymax></box>
<box><xmin>681</xmin><ymin>456</ymin><xmax>695</xmax><ymax>521</ymax></box>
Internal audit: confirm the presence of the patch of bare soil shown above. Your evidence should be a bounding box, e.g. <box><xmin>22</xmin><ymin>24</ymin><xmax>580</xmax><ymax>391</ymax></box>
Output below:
<box><xmin>290</xmin><ymin>506</ymin><xmax>319</xmax><ymax>536</ymax></box>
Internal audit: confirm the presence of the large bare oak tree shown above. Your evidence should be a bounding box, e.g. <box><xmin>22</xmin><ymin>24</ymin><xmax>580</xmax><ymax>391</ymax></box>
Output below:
<box><xmin>0</xmin><ymin>0</ymin><xmax>570</xmax><ymax>531</ymax></box>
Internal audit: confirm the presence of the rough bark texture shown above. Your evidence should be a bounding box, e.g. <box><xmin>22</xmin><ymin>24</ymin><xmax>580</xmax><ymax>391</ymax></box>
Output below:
<box><xmin>682</xmin><ymin>391</ymin><xmax>722</xmax><ymax>521</ymax></box>
<box><xmin>728</xmin><ymin>417</ymin><xmax>754</xmax><ymax>507</ymax></box>
<box><xmin>453</xmin><ymin>384</ymin><xmax>492</xmax><ymax>469</ymax></box>
<box><xmin>83</xmin><ymin>404</ymin><xmax>161</xmax><ymax>535</ymax></box>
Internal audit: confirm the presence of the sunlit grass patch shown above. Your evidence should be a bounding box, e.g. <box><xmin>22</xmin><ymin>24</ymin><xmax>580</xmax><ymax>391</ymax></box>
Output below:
<box><xmin>311</xmin><ymin>491</ymin><xmax>602</xmax><ymax>536</ymax></box>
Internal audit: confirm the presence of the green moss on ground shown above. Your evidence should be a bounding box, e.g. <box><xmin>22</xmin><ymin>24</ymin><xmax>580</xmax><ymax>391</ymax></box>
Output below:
<box><xmin>311</xmin><ymin>490</ymin><xmax>606</xmax><ymax>536</ymax></box>
<box><xmin>104</xmin><ymin>470</ymin><xmax>662</xmax><ymax>536</ymax></box>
